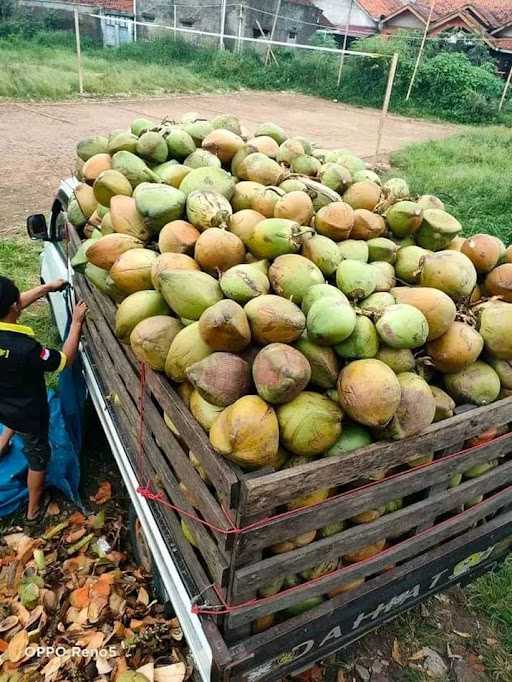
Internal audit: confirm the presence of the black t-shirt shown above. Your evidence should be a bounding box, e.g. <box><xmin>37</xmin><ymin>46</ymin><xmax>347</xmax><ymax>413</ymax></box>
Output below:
<box><xmin>0</xmin><ymin>322</ymin><xmax>66</xmax><ymax>433</ymax></box>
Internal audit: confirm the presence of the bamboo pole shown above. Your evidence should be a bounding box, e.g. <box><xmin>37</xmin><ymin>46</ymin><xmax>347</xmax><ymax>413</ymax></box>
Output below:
<box><xmin>133</xmin><ymin>0</ymin><xmax>137</xmax><ymax>41</ymax></box>
<box><xmin>499</xmin><ymin>64</ymin><xmax>512</xmax><ymax>112</ymax></box>
<box><xmin>406</xmin><ymin>0</ymin><xmax>436</xmax><ymax>101</ymax></box>
<box><xmin>173</xmin><ymin>3</ymin><xmax>177</xmax><ymax>40</ymax></box>
<box><xmin>375</xmin><ymin>52</ymin><xmax>399</xmax><ymax>161</ymax></box>
<box><xmin>73</xmin><ymin>6</ymin><xmax>84</xmax><ymax>95</ymax></box>
<box><xmin>219</xmin><ymin>0</ymin><xmax>227</xmax><ymax>49</ymax></box>
<box><xmin>337</xmin><ymin>0</ymin><xmax>353</xmax><ymax>86</ymax></box>
<box><xmin>265</xmin><ymin>0</ymin><xmax>281</xmax><ymax>66</ymax></box>
<box><xmin>236</xmin><ymin>2</ymin><xmax>244</xmax><ymax>54</ymax></box>
<box><xmin>256</xmin><ymin>18</ymin><xmax>278</xmax><ymax>65</ymax></box>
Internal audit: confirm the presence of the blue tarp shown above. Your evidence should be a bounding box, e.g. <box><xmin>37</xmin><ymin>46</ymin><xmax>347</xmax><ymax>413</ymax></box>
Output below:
<box><xmin>0</xmin><ymin>363</ymin><xmax>85</xmax><ymax>518</ymax></box>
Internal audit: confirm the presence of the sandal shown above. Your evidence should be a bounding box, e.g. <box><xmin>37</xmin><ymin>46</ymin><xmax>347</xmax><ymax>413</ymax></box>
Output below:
<box><xmin>25</xmin><ymin>491</ymin><xmax>52</xmax><ymax>526</ymax></box>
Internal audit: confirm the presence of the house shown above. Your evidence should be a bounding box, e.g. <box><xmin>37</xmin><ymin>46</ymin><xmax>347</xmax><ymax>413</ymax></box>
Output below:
<box><xmin>314</xmin><ymin>0</ymin><xmax>512</xmax><ymax>67</ymax></box>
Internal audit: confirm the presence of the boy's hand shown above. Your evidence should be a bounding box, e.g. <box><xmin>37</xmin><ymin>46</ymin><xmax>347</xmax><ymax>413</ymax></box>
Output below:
<box><xmin>72</xmin><ymin>301</ymin><xmax>88</xmax><ymax>326</ymax></box>
<box><xmin>47</xmin><ymin>279</ymin><xmax>68</xmax><ymax>293</ymax></box>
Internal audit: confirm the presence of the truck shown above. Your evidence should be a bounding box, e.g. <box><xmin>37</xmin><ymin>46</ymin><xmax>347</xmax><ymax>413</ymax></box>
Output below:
<box><xmin>26</xmin><ymin>178</ymin><xmax>512</xmax><ymax>682</ymax></box>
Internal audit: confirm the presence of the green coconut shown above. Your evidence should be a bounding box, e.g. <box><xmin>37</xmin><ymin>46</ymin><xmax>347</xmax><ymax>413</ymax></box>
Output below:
<box><xmin>326</xmin><ymin>423</ymin><xmax>373</xmax><ymax>457</ymax></box>
<box><xmin>307</xmin><ymin>298</ymin><xmax>356</xmax><ymax>346</ymax></box>
<box><xmin>67</xmin><ymin>197</ymin><xmax>88</xmax><ymax>228</ymax></box>
<box><xmin>416</xmin><ymin>209</ymin><xmax>462</xmax><ymax>251</ymax></box>
<box><xmin>353</xmin><ymin>170</ymin><xmax>381</xmax><ymax>185</ymax></box>
<box><xmin>108</xmin><ymin>131</ymin><xmax>138</xmax><ymax>155</ymax></box>
<box><xmin>189</xmin><ymin>390</ymin><xmax>224</xmax><ymax>431</ymax></box>
<box><xmin>337</xmin><ymin>240</ymin><xmax>369</xmax><ymax>262</ymax></box>
<box><xmin>186</xmin><ymin>190</ymin><xmax>232</xmax><ymax>230</ymax></box>
<box><xmin>318</xmin><ymin>163</ymin><xmax>352</xmax><ymax>194</ymax></box>
<box><xmin>367</xmin><ymin>237</ymin><xmax>398</xmax><ymax>264</ymax></box>
<box><xmin>254</xmin><ymin>122</ymin><xmax>287</xmax><ymax>144</ymax></box>
<box><xmin>301</xmin><ymin>235</ymin><xmax>342</xmax><ymax>276</ymax></box>
<box><xmin>290</xmin><ymin>154</ymin><xmax>321</xmax><ymax>177</ymax></box>
<box><xmin>136</xmin><ymin>131</ymin><xmax>168</xmax><ymax>164</ymax></box>
<box><xmin>334</xmin><ymin>316</ymin><xmax>379</xmax><ymax>359</ymax></box>
<box><xmin>209</xmin><ymin>113</ymin><xmax>242</xmax><ymax>136</ymax></box>
<box><xmin>77</xmin><ymin>135</ymin><xmax>109</xmax><ymax>161</ymax></box>
<box><xmin>252</xmin><ymin>343</ymin><xmax>311</xmax><ymax>404</ymax></box>
<box><xmin>376</xmin><ymin>346</ymin><xmax>415</xmax><ymax>373</ymax></box>
<box><xmin>110</xmin><ymin>248</ymin><xmax>158</xmax><ymax>294</ymax></box>
<box><xmin>359</xmin><ymin>292</ymin><xmax>395</xmax><ymax>315</ymax></box>
<box><xmin>153</xmin><ymin>162</ymin><xmax>191</xmax><ymax>188</ymax></box>
<box><xmin>336</xmin><ymin>260</ymin><xmax>377</xmax><ymax>300</ymax></box>
<box><xmin>338</xmin><ymin>359</ymin><xmax>401</xmax><ymax>427</ymax></box>
<box><xmin>283</xmin><ymin>597</ymin><xmax>323</xmax><ymax>617</ymax></box>
<box><xmin>277</xmin><ymin>392</ymin><xmax>342</xmax><ymax>456</ymax></box>
<box><xmin>487</xmin><ymin>358</ymin><xmax>512</xmax><ymax>388</ymax></box>
<box><xmin>444</xmin><ymin>361</ymin><xmax>501</xmax><ymax>406</ymax></box>
<box><xmin>165</xmin><ymin>322</ymin><xmax>213</xmax><ymax>382</ymax></box>
<box><xmin>231</xmin><ymin>181</ymin><xmax>265</xmax><ymax>211</ymax></box>
<box><xmin>326</xmin><ymin>150</ymin><xmax>365</xmax><ymax>175</ymax></box>
<box><xmin>383</xmin><ymin>177</ymin><xmax>410</xmax><ymax>202</ymax></box>
<box><xmin>294</xmin><ymin>337</ymin><xmax>339</xmax><ymax>388</ymax></box>
<box><xmin>300</xmin><ymin>285</ymin><xmax>347</xmax><ymax>317</ymax></box>
<box><xmin>131</xmin><ymin>117</ymin><xmax>156</xmax><ymax>136</ymax></box>
<box><xmin>130</xmin><ymin>316</ymin><xmax>183</xmax><ymax>371</ymax></box>
<box><xmin>277</xmin><ymin>138</ymin><xmax>306</xmax><ymax>165</ymax></box>
<box><xmin>165</xmin><ymin>127</ymin><xmax>196</xmax><ymax>159</ymax></box>
<box><xmin>376</xmin><ymin>304</ymin><xmax>429</xmax><ymax>349</ymax></box>
<box><xmin>71</xmin><ymin>238</ymin><xmax>96</xmax><ymax>273</ymax></box>
<box><xmin>383</xmin><ymin>372</ymin><xmax>436</xmax><ymax>440</ymax></box>
<box><xmin>84</xmin><ymin>263</ymin><xmax>126</xmax><ymax>304</ymax></box>
<box><xmin>115</xmin><ymin>290</ymin><xmax>170</xmax><ymax>343</ymax></box>
<box><xmin>245</xmin><ymin>295</ymin><xmax>305</xmax><ymax>344</ymax></box>
<box><xmin>179</xmin><ymin>166</ymin><xmax>236</xmax><ymax>199</ymax></box>
<box><xmin>114</xmin><ymin>672</ymin><xmax>150</xmax><ymax>682</ymax></box>
<box><xmin>280</xmin><ymin>178</ymin><xmax>308</xmax><ymax>193</ymax></box>
<box><xmin>419</xmin><ymin>250</ymin><xmax>477</xmax><ymax>301</ymax></box>
<box><xmin>395</xmin><ymin>245</ymin><xmax>430</xmax><ymax>284</ymax></box>
<box><xmin>247</xmin><ymin>218</ymin><xmax>311</xmax><ymax>259</ymax></box>
<box><xmin>111</xmin><ymin>151</ymin><xmax>159</xmax><ymax>187</ymax></box>
<box><xmin>431</xmin><ymin>386</ymin><xmax>456</xmax><ymax>422</ymax></box>
<box><xmin>385</xmin><ymin>201</ymin><xmax>423</xmax><ymax>238</ymax></box>
<box><xmin>182</xmin><ymin>119</ymin><xmax>214</xmax><ymax>144</ymax></box>
<box><xmin>93</xmin><ymin>169</ymin><xmax>132</xmax><ymax>207</ymax></box>
<box><xmin>237</xmin><ymin>153</ymin><xmax>284</xmax><ymax>186</ymax></box>
<box><xmin>231</xmin><ymin>144</ymin><xmax>258</xmax><ymax>176</ymax></box>
<box><xmin>184</xmin><ymin>149</ymin><xmax>222</xmax><ymax>169</ymax></box>
<box><xmin>391</xmin><ymin>286</ymin><xmax>456</xmax><ymax>341</ymax></box>
<box><xmin>134</xmin><ymin>183</ymin><xmax>186</xmax><ymax>234</ymax></box>
<box><xmin>220</xmin><ymin>263</ymin><xmax>270</xmax><ymax>303</ymax></box>
<box><xmin>370</xmin><ymin>261</ymin><xmax>396</xmax><ymax>291</ymax></box>
<box><xmin>478</xmin><ymin>301</ymin><xmax>512</xmax><ymax>360</ymax></box>
<box><xmin>159</xmin><ymin>270</ymin><xmax>222</xmax><ymax>320</ymax></box>
<box><xmin>268</xmin><ymin>254</ymin><xmax>324</xmax><ymax>304</ymax></box>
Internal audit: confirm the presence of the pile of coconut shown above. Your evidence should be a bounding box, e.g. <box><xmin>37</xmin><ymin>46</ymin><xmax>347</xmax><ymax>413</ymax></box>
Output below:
<box><xmin>70</xmin><ymin>113</ymin><xmax>512</xmax><ymax>476</ymax></box>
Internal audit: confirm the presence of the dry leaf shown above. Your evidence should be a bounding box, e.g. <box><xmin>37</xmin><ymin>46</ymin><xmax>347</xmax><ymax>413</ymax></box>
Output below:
<box><xmin>392</xmin><ymin>638</ymin><xmax>402</xmax><ymax>666</ymax></box>
<box><xmin>453</xmin><ymin>630</ymin><xmax>471</xmax><ymax>639</ymax></box>
<box><xmin>0</xmin><ymin>616</ymin><xmax>19</xmax><ymax>633</ymax></box>
<box><xmin>0</xmin><ymin>639</ymin><xmax>8</xmax><ymax>653</ymax></box>
<box><xmin>88</xmin><ymin>597</ymin><xmax>108</xmax><ymax>623</ymax></box>
<box><xmin>137</xmin><ymin>587</ymin><xmax>150</xmax><ymax>606</ymax></box>
<box><xmin>69</xmin><ymin>585</ymin><xmax>90</xmax><ymax>609</ymax></box>
<box><xmin>83</xmin><ymin>630</ymin><xmax>104</xmax><ymax>650</ymax></box>
<box><xmin>3</xmin><ymin>533</ymin><xmax>30</xmax><ymax>551</ymax></box>
<box><xmin>91</xmin><ymin>576</ymin><xmax>111</xmax><ymax>599</ymax></box>
<box><xmin>6</xmin><ymin>629</ymin><xmax>28</xmax><ymax>662</ymax></box>
<box><xmin>154</xmin><ymin>662</ymin><xmax>186</xmax><ymax>682</ymax></box>
<box><xmin>137</xmin><ymin>661</ymin><xmax>155</xmax><ymax>681</ymax></box>
<box><xmin>46</xmin><ymin>502</ymin><xmax>60</xmax><ymax>516</ymax></box>
<box><xmin>65</xmin><ymin>528</ymin><xmax>86</xmax><ymax>544</ymax></box>
<box><xmin>129</xmin><ymin>619</ymin><xmax>145</xmax><ymax>631</ymax></box>
<box><xmin>90</xmin><ymin>481</ymin><xmax>112</xmax><ymax>505</ymax></box>
<box><xmin>41</xmin><ymin>655</ymin><xmax>63</xmax><ymax>678</ymax></box>
<box><xmin>68</xmin><ymin>511</ymin><xmax>86</xmax><ymax>525</ymax></box>
<box><xmin>96</xmin><ymin>654</ymin><xmax>114</xmax><ymax>675</ymax></box>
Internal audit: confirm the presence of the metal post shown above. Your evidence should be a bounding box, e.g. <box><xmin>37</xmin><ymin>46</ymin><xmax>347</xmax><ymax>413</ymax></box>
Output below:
<box><xmin>265</xmin><ymin>0</ymin><xmax>281</xmax><ymax>65</ymax></box>
<box><xmin>499</xmin><ymin>64</ymin><xmax>512</xmax><ymax>112</ymax></box>
<box><xmin>219</xmin><ymin>0</ymin><xmax>227</xmax><ymax>49</ymax></box>
<box><xmin>337</xmin><ymin>0</ymin><xmax>353</xmax><ymax>86</ymax></box>
<box><xmin>236</xmin><ymin>2</ymin><xmax>244</xmax><ymax>54</ymax></box>
<box><xmin>73</xmin><ymin>6</ymin><xmax>84</xmax><ymax>95</ymax></box>
<box><xmin>173</xmin><ymin>3</ymin><xmax>177</xmax><ymax>40</ymax></box>
<box><xmin>133</xmin><ymin>0</ymin><xmax>137</xmax><ymax>41</ymax></box>
<box><xmin>375</xmin><ymin>52</ymin><xmax>398</xmax><ymax>161</ymax></box>
<box><xmin>406</xmin><ymin>0</ymin><xmax>436</xmax><ymax>101</ymax></box>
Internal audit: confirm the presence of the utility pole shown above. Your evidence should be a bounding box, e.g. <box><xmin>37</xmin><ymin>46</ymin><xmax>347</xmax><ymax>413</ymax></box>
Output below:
<box><xmin>237</xmin><ymin>3</ymin><xmax>244</xmax><ymax>54</ymax></box>
<box><xmin>337</xmin><ymin>0</ymin><xmax>353</xmax><ymax>86</ymax></box>
<box><xmin>73</xmin><ymin>5</ymin><xmax>84</xmax><ymax>95</ymax></box>
<box><xmin>406</xmin><ymin>0</ymin><xmax>436</xmax><ymax>101</ymax></box>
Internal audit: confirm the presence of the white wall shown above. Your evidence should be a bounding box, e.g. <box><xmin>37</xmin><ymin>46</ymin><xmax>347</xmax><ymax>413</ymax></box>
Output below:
<box><xmin>314</xmin><ymin>0</ymin><xmax>376</xmax><ymax>28</ymax></box>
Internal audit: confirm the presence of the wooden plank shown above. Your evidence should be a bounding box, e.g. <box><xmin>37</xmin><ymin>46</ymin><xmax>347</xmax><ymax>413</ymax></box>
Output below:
<box><xmin>236</xmin><ymin>433</ymin><xmax>512</xmax><ymax>559</ymax></box>
<box><xmin>232</xmin><ymin>460</ymin><xmax>512</xmax><ymax>599</ymax></box>
<box><xmin>226</xmin><ymin>493</ymin><xmax>512</xmax><ymax>628</ymax></box>
<box><xmin>242</xmin><ymin>398</ymin><xmax>512</xmax><ymax>516</ymax></box>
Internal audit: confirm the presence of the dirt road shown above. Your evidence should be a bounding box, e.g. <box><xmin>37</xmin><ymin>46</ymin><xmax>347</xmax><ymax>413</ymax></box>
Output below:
<box><xmin>0</xmin><ymin>92</ymin><xmax>458</xmax><ymax>233</ymax></box>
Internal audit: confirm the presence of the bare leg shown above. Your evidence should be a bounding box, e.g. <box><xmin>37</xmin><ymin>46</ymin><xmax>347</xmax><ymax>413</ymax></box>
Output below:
<box><xmin>0</xmin><ymin>428</ymin><xmax>14</xmax><ymax>457</ymax></box>
<box><xmin>27</xmin><ymin>469</ymin><xmax>46</xmax><ymax>520</ymax></box>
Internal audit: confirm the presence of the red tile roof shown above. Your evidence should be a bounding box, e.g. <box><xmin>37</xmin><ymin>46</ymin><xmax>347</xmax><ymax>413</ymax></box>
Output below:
<box><xmin>58</xmin><ymin>0</ymin><xmax>133</xmax><ymax>13</ymax></box>
<box><xmin>494</xmin><ymin>37</ymin><xmax>512</xmax><ymax>51</ymax></box>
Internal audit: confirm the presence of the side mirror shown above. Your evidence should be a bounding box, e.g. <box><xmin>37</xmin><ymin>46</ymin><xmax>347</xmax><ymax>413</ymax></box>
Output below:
<box><xmin>27</xmin><ymin>214</ymin><xmax>49</xmax><ymax>241</ymax></box>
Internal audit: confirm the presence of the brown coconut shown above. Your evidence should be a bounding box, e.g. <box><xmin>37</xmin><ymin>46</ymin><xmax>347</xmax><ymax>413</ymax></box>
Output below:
<box><xmin>252</xmin><ymin>343</ymin><xmax>311</xmax><ymax>404</ymax></box>
<box><xmin>194</xmin><ymin>228</ymin><xmax>246</xmax><ymax>275</ymax></box>
<box><xmin>350</xmin><ymin>209</ymin><xmax>386</xmax><ymax>240</ymax></box>
<box><xmin>273</xmin><ymin>191</ymin><xmax>314</xmax><ymax>225</ymax></box>
<box><xmin>110</xmin><ymin>195</ymin><xmax>150</xmax><ymax>242</ymax></box>
<box><xmin>343</xmin><ymin>181</ymin><xmax>382</xmax><ymax>211</ymax></box>
<box><xmin>343</xmin><ymin>540</ymin><xmax>386</xmax><ymax>563</ymax></box>
<box><xmin>151</xmin><ymin>252</ymin><xmax>199</xmax><ymax>290</ymax></box>
<box><xmin>245</xmin><ymin>295</ymin><xmax>305</xmax><ymax>344</ymax></box>
<box><xmin>198</xmin><ymin>299</ymin><xmax>251</xmax><ymax>352</ymax></box>
<box><xmin>82</xmin><ymin>153</ymin><xmax>112</xmax><ymax>184</ymax></box>
<box><xmin>383</xmin><ymin>372</ymin><xmax>436</xmax><ymax>440</ymax></box>
<box><xmin>186</xmin><ymin>352</ymin><xmax>251</xmax><ymax>407</ymax></box>
<box><xmin>246</xmin><ymin>135</ymin><xmax>280</xmax><ymax>158</ymax></box>
<box><xmin>110</xmin><ymin>248</ymin><xmax>158</xmax><ymax>294</ymax></box>
<box><xmin>391</xmin><ymin>286</ymin><xmax>456</xmax><ymax>341</ymax></box>
<box><xmin>271</xmin><ymin>530</ymin><xmax>317</xmax><ymax>554</ymax></box>
<box><xmin>251</xmin><ymin>186</ymin><xmax>285</xmax><ymax>218</ymax></box>
<box><xmin>87</xmin><ymin>233</ymin><xmax>144</xmax><ymax>270</ymax></box>
<box><xmin>337</xmin><ymin>359</ymin><xmax>401</xmax><ymax>428</ymax></box>
<box><xmin>427</xmin><ymin>321</ymin><xmax>484</xmax><ymax>373</ymax></box>
<box><xmin>461</xmin><ymin>234</ymin><xmax>501</xmax><ymax>273</ymax></box>
<box><xmin>209</xmin><ymin>395</ymin><xmax>280</xmax><ymax>469</ymax></box>
<box><xmin>314</xmin><ymin>201</ymin><xmax>354</xmax><ymax>241</ymax></box>
<box><xmin>202</xmin><ymin>128</ymin><xmax>244</xmax><ymax>163</ymax></box>
<box><xmin>130</xmin><ymin>316</ymin><xmax>183</xmax><ymax>371</ymax></box>
<box><xmin>159</xmin><ymin>220</ymin><xmax>200</xmax><ymax>255</ymax></box>
<box><xmin>485</xmin><ymin>263</ymin><xmax>512</xmax><ymax>302</ymax></box>
<box><xmin>229</xmin><ymin>209</ymin><xmax>265</xmax><ymax>245</ymax></box>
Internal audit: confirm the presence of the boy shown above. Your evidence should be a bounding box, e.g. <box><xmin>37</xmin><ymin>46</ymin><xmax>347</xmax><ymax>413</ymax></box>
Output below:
<box><xmin>0</xmin><ymin>275</ymin><xmax>87</xmax><ymax>522</ymax></box>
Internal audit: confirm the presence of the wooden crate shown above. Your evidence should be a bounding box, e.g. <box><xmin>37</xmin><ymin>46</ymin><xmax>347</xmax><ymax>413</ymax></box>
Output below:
<box><xmin>69</xmin><ymin>229</ymin><xmax>512</xmax><ymax>676</ymax></box>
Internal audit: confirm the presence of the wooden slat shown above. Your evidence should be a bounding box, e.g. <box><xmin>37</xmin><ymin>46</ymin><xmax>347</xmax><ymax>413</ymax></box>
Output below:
<box><xmin>242</xmin><ymin>398</ymin><xmax>512</xmax><ymax>516</ymax></box>
<box><xmin>226</xmin><ymin>489</ymin><xmax>512</xmax><ymax>627</ymax></box>
<box><xmin>232</xmin><ymin>460</ymin><xmax>512</xmax><ymax>599</ymax></box>
<box><xmin>235</xmin><ymin>433</ymin><xmax>512</xmax><ymax>559</ymax></box>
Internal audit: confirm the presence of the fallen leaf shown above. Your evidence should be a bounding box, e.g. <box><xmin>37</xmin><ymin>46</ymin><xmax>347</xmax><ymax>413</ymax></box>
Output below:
<box><xmin>137</xmin><ymin>586</ymin><xmax>149</xmax><ymax>606</ymax></box>
<box><xmin>392</xmin><ymin>638</ymin><xmax>402</xmax><ymax>666</ymax></box>
<box><xmin>90</xmin><ymin>481</ymin><xmax>112</xmax><ymax>505</ymax></box>
<box><xmin>91</xmin><ymin>576</ymin><xmax>112</xmax><ymax>599</ymax></box>
<box><xmin>0</xmin><ymin>616</ymin><xmax>19</xmax><ymax>633</ymax></box>
<box><xmin>453</xmin><ymin>630</ymin><xmax>471</xmax><ymax>639</ymax></box>
<box><xmin>137</xmin><ymin>661</ymin><xmax>155</xmax><ymax>681</ymax></box>
<box><xmin>46</xmin><ymin>501</ymin><xmax>60</xmax><ymax>516</ymax></box>
<box><xmin>69</xmin><ymin>585</ymin><xmax>91</xmax><ymax>609</ymax></box>
<box><xmin>96</xmin><ymin>654</ymin><xmax>113</xmax><ymax>675</ymax></box>
<box><xmin>0</xmin><ymin>639</ymin><xmax>8</xmax><ymax>653</ymax></box>
<box><xmin>65</xmin><ymin>528</ymin><xmax>86</xmax><ymax>544</ymax></box>
<box><xmin>68</xmin><ymin>511</ymin><xmax>86</xmax><ymax>525</ymax></box>
<box><xmin>88</xmin><ymin>597</ymin><xmax>108</xmax><ymax>623</ymax></box>
<box><xmin>154</xmin><ymin>662</ymin><xmax>186</xmax><ymax>682</ymax></box>
<box><xmin>6</xmin><ymin>629</ymin><xmax>28</xmax><ymax>662</ymax></box>
<box><xmin>129</xmin><ymin>619</ymin><xmax>145</xmax><ymax>631</ymax></box>
<box><xmin>41</xmin><ymin>655</ymin><xmax>63</xmax><ymax>678</ymax></box>
<box><xmin>3</xmin><ymin>533</ymin><xmax>31</xmax><ymax>551</ymax></box>
<box><xmin>83</xmin><ymin>630</ymin><xmax>104</xmax><ymax>650</ymax></box>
